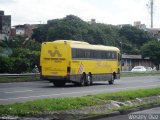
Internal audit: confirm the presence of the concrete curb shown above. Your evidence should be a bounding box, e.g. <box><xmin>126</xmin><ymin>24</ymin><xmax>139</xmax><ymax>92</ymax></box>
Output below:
<box><xmin>80</xmin><ymin>103</ymin><xmax>160</xmax><ymax>120</ymax></box>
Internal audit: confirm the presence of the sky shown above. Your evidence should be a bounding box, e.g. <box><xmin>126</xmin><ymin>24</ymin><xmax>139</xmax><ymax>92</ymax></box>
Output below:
<box><xmin>0</xmin><ymin>0</ymin><xmax>160</xmax><ymax>28</ymax></box>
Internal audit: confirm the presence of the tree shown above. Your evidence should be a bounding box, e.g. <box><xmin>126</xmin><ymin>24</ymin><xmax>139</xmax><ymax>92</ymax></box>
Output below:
<box><xmin>0</xmin><ymin>37</ymin><xmax>40</xmax><ymax>73</ymax></box>
<box><xmin>32</xmin><ymin>25</ymin><xmax>48</xmax><ymax>43</ymax></box>
<box><xmin>11</xmin><ymin>48</ymin><xmax>40</xmax><ymax>72</ymax></box>
<box><xmin>119</xmin><ymin>25</ymin><xmax>153</xmax><ymax>46</ymax></box>
<box><xmin>0</xmin><ymin>56</ymin><xmax>13</xmax><ymax>73</ymax></box>
<box><xmin>141</xmin><ymin>40</ymin><xmax>160</xmax><ymax>69</ymax></box>
<box><xmin>12</xmin><ymin>58</ymin><xmax>30</xmax><ymax>73</ymax></box>
<box><xmin>32</xmin><ymin>15</ymin><xmax>155</xmax><ymax>55</ymax></box>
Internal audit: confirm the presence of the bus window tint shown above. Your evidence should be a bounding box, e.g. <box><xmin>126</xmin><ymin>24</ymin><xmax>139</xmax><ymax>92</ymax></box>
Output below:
<box><xmin>71</xmin><ymin>48</ymin><xmax>117</xmax><ymax>60</ymax></box>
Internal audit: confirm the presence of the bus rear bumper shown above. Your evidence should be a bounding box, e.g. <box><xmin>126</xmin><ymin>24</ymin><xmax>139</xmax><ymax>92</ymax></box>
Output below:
<box><xmin>41</xmin><ymin>75</ymin><xmax>68</xmax><ymax>81</ymax></box>
<box><xmin>41</xmin><ymin>75</ymin><xmax>80</xmax><ymax>83</ymax></box>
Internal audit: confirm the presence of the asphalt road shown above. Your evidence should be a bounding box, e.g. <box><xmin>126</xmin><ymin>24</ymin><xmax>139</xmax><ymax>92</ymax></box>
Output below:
<box><xmin>98</xmin><ymin>107</ymin><xmax>160</xmax><ymax>120</ymax></box>
<box><xmin>0</xmin><ymin>76</ymin><xmax>160</xmax><ymax>104</ymax></box>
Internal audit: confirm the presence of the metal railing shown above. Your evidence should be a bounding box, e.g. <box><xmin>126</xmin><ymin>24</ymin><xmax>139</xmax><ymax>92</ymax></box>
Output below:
<box><xmin>0</xmin><ymin>73</ymin><xmax>40</xmax><ymax>83</ymax></box>
<box><xmin>0</xmin><ymin>73</ymin><xmax>40</xmax><ymax>77</ymax></box>
<box><xmin>121</xmin><ymin>71</ymin><xmax>160</xmax><ymax>74</ymax></box>
<box><xmin>0</xmin><ymin>71</ymin><xmax>160</xmax><ymax>77</ymax></box>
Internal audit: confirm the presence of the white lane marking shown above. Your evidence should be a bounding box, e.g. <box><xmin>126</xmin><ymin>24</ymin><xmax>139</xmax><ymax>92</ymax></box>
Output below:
<box><xmin>5</xmin><ymin>90</ymin><xmax>33</xmax><ymax>94</ymax></box>
<box><xmin>0</xmin><ymin>84</ymin><xmax>159</xmax><ymax>101</ymax></box>
<box><xmin>143</xmin><ymin>81</ymin><xmax>158</xmax><ymax>84</ymax></box>
<box><xmin>143</xmin><ymin>81</ymin><xmax>152</xmax><ymax>84</ymax></box>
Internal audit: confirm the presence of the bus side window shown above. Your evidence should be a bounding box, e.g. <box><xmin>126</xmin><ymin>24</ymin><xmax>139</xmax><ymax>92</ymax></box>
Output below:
<box><xmin>118</xmin><ymin>53</ymin><xmax>121</xmax><ymax>61</ymax></box>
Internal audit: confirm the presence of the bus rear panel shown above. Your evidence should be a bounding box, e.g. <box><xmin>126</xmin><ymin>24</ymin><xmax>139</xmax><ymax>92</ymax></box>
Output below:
<box><xmin>40</xmin><ymin>42</ymin><xmax>71</xmax><ymax>81</ymax></box>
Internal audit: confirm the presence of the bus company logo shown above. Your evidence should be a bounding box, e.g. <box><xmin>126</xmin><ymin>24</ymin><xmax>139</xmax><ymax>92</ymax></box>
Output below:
<box><xmin>48</xmin><ymin>46</ymin><xmax>62</xmax><ymax>57</ymax></box>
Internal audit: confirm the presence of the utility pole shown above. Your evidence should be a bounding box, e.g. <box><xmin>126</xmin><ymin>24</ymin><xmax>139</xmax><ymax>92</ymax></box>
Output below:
<box><xmin>147</xmin><ymin>0</ymin><xmax>154</xmax><ymax>28</ymax></box>
<box><xmin>151</xmin><ymin>0</ymin><xmax>153</xmax><ymax>28</ymax></box>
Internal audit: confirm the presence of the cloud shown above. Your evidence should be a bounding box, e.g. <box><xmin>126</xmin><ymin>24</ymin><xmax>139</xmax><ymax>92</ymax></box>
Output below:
<box><xmin>0</xmin><ymin>0</ymin><xmax>15</xmax><ymax>4</ymax></box>
<box><xmin>0</xmin><ymin>0</ymin><xmax>160</xmax><ymax>28</ymax></box>
<box><xmin>1</xmin><ymin>0</ymin><xmax>112</xmax><ymax>25</ymax></box>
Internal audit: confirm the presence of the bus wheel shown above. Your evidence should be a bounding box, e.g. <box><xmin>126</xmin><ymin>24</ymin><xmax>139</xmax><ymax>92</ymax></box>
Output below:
<box><xmin>53</xmin><ymin>81</ymin><xmax>65</xmax><ymax>87</ymax></box>
<box><xmin>80</xmin><ymin>74</ymin><xmax>86</xmax><ymax>86</ymax></box>
<box><xmin>86</xmin><ymin>73</ymin><xmax>92</xmax><ymax>86</ymax></box>
<box><xmin>108</xmin><ymin>74</ymin><xmax>114</xmax><ymax>85</ymax></box>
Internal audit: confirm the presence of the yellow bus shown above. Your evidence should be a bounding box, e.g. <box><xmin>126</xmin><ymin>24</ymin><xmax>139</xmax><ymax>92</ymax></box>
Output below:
<box><xmin>40</xmin><ymin>40</ymin><xmax>121</xmax><ymax>86</ymax></box>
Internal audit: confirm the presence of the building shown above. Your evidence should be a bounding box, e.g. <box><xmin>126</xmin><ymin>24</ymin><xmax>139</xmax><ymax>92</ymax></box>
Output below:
<box><xmin>0</xmin><ymin>10</ymin><xmax>11</xmax><ymax>40</ymax></box>
<box><xmin>133</xmin><ymin>21</ymin><xmax>160</xmax><ymax>41</ymax></box>
<box><xmin>10</xmin><ymin>27</ymin><xmax>16</xmax><ymax>38</ymax></box>
<box><xmin>88</xmin><ymin>19</ymin><xmax>96</xmax><ymax>24</ymax></box>
<box><xmin>14</xmin><ymin>24</ymin><xmax>33</xmax><ymax>37</ymax></box>
<box><xmin>13</xmin><ymin>24</ymin><xmax>40</xmax><ymax>38</ymax></box>
<box><xmin>87</xmin><ymin>19</ymin><xmax>96</xmax><ymax>24</ymax></box>
<box><xmin>117</xmin><ymin>24</ymin><xmax>132</xmax><ymax>28</ymax></box>
<box><xmin>133</xmin><ymin>21</ymin><xmax>147</xmax><ymax>30</ymax></box>
<box><xmin>122</xmin><ymin>54</ymin><xmax>154</xmax><ymax>71</ymax></box>
<box><xmin>147</xmin><ymin>28</ymin><xmax>160</xmax><ymax>41</ymax></box>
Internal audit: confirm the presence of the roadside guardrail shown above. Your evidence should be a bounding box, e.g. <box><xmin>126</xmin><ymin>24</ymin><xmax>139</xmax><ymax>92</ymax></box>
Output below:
<box><xmin>0</xmin><ymin>73</ymin><xmax>40</xmax><ymax>83</ymax></box>
<box><xmin>0</xmin><ymin>73</ymin><xmax>40</xmax><ymax>77</ymax></box>
<box><xmin>0</xmin><ymin>71</ymin><xmax>160</xmax><ymax>83</ymax></box>
<box><xmin>0</xmin><ymin>71</ymin><xmax>160</xmax><ymax>77</ymax></box>
<box><xmin>121</xmin><ymin>71</ymin><xmax>160</xmax><ymax>74</ymax></box>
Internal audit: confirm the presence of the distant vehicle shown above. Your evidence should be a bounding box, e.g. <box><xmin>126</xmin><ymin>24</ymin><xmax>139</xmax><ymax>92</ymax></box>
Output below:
<box><xmin>146</xmin><ymin>67</ymin><xmax>153</xmax><ymax>71</ymax></box>
<box><xmin>131</xmin><ymin>66</ymin><xmax>147</xmax><ymax>72</ymax></box>
<box><xmin>40</xmin><ymin>40</ymin><xmax>121</xmax><ymax>87</ymax></box>
<box><xmin>152</xmin><ymin>67</ymin><xmax>157</xmax><ymax>71</ymax></box>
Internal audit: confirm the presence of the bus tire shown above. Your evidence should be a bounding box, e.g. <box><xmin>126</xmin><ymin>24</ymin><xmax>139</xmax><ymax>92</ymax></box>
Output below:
<box><xmin>86</xmin><ymin>73</ymin><xmax>92</xmax><ymax>86</ymax></box>
<box><xmin>53</xmin><ymin>81</ymin><xmax>65</xmax><ymax>87</ymax></box>
<box><xmin>108</xmin><ymin>74</ymin><xmax>115</xmax><ymax>85</ymax></box>
<box><xmin>80</xmin><ymin>73</ymin><xmax>86</xmax><ymax>86</ymax></box>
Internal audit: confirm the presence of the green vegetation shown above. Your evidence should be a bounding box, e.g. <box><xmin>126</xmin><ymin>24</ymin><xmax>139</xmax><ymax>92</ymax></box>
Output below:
<box><xmin>0</xmin><ymin>75</ymin><xmax>40</xmax><ymax>83</ymax></box>
<box><xmin>141</xmin><ymin>40</ymin><xmax>160</xmax><ymax>69</ymax></box>
<box><xmin>0</xmin><ymin>36</ymin><xmax>40</xmax><ymax>73</ymax></box>
<box><xmin>121</xmin><ymin>72</ymin><xmax>160</xmax><ymax>77</ymax></box>
<box><xmin>32</xmin><ymin>15</ymin><xmax>155</xmax><ymax>55</ymax></box>
<box><xmin>0</xmin><ymin>87</ymin><xmax>160</xmax><ymax>116</ymax></box>
<box><xmin>1</xmin><ymin>15</ymin><xmax>160</xmax><ymax>73</ymax></box>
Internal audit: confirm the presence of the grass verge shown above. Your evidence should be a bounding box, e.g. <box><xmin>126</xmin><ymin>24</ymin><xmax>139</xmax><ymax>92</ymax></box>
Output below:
<box><xmin>121</xmin><ymin>72</ymin><xmax>160</xmax><ymax>77</ymax></box>
<box><xmin>0</xmin><ymin>87</ymin><xmax>160</xmax><ymax>116</ymax></box>
<box><xmin>0</xmin><ymin>76</ymin><xmax>40</xmax><ymax>83</ymax></box>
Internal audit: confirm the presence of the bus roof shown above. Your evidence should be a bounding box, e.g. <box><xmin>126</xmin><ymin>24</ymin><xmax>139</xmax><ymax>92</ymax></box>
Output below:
<box><xmin>48</xmin><ymin>40</ymin><xmax>120</xmax><ymax>51</ymax></box>
<box><xmin>53</xmin><ymin>40</ymin><xmax>89</xmax><ymax>45</ymax></box>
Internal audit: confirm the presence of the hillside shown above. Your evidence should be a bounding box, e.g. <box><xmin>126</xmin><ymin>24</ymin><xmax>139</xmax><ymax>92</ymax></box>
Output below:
<box><xmin>32</xmin><ymin>15</ymin><xmax>155</xmax><ymax>54</ymax></box>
